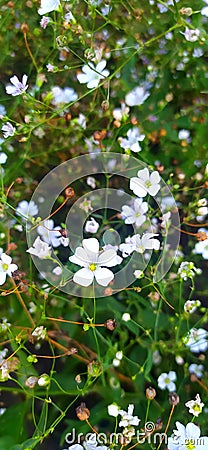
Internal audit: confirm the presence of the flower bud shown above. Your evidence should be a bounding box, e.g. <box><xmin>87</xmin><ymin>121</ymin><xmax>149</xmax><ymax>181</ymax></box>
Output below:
<box><xmin>146</xmin><ymin>386</ymin><xmax>156</xmax><ymax>400</ymax></box>
<box><xmin>38</xmin><ymin>373</ymin><xmax>50</xmax><ymax>387</ymax></box>
<box><xmin>169</xmin><ymin>392</ymin><xmax>180</xmax><ymax>406</ymax></box>
<box><xmin>104</xmin><ymin>319</ymin><xmax>117</xmax><ymax>331</ymax></box>
<box><xmin>76</xmin><ymin>402</ymin><xmax>90</xmax><ymax>421</ymax></box>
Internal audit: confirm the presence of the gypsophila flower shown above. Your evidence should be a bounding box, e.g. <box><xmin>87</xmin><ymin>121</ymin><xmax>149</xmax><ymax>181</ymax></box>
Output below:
<box><xmin>37</xmin><ymin>219</ymin><xmax>61</xmax><ymax>247</ymax></box>
<box><xmin>185</xmin><ymin>394</ymin><xmax>204</xmax><ymax>417</ymax></box>
<box><xmin>185</xmin><ymin>328</ymin><xmax>208</xmax><ymax>353</ymax></box>
<box><xmin>122</xmin><ymin>313</ymin><xmax>131</xmax><ymax>322</ymax></box>
<box><xmin>178</xmin><ymin>129</ymin><xmax>190</xmax><ymax>140</ymax></box>
<box><xmin>118</xmin><ymin>404</ymin><xmax>140</xmax><ymax>427</ymax></box>
<box><xmin>183</xmin><ymin>27</ymin><xmax>200</xmax><ymax>42</ymax></box>
<box><xmin>194</xmin><ymin>231</ymin><xmax>208</xmax><ymax>259</ymax></box>
<box><xmin>69</xmin><ymin>238</ymin><xmax>122</xmax><ymax>287</ymax></box>
<box><xmin>79</xmin><ymin>198</ymin><xmax>93</xmax><ymax>213</ymax></box>
<box><xmin>119</xmin><ymin>233</ymin><xmax>160</xmax><ymax>257</ymax></box>
<box><xmin>26</xmin><ymin>236</ymin><xmax>51</xmax><ymax>259</ymax></box>
<box><xmin>5</xmin><ymin>74</ymin><xmax>28</xmax><ymax>96</ymax></box>
<box><xmin>16</xmin><ymin>200</ymin><xmax>38</xmax><ymax>221</ymax></box>
<box><xmin>121</xmin><ymin>198</ymin><xmax>148</xmax><ymax>227</ymax></box>
<box><xmin>31</xmin><ymin>326</ymin><xmax>47</xmax><ymax>340</ymax></box>
<box><xmin>51</xmin><ymin>86</ymin><xmax>78</xmax><ymax>105</ymax></box>
<box><xmin>134</xmin><ymin>269</ymin><xmax>144</xmax><ymax>278</ymax></box>
<box><xmin>40</xmin><ymin>16</ymin><xmax>51</xmax><ymax>28</ymax></box>
<box><xmin>157</xmin><ymin>371</ymin><xmax>177</xmax><ymax>392</ymax></box>
<box><xmin>125</xmin><ymin>86</ymin><xmax>150</xmax><ymax>106</ymax></box>
<box><xmin>184</xmin><ymin>300</ymin><xmax>201</xmax><ymax>314</ymax></box>
<box><xmin>130</xmin><ymin>167</ymin><xmax>161</xmax><ymax>197</ymax></box>
<box><xmin>38</xmin><ymin>0</ymin><xmax>60</xmax><ymax>15</ymax></box>
<box><xmin>188</xmin><ymin>364</ymin><xmax>204</xmax><ymax>379</ymax></box>
<box><xmin>77</xmin><ymin>60</ymin><xmax>109</xmax><ymax>89</ymax></box>
<box><xmin>1</xmin><ymin>122</ymin><xmax>16</xmax><ymax>139</ymax></box>
<box><xmin>178</xmin><ymin>261</ymin><xmax>202</xmax><ymax>280</ymax></box>
<box><xmin>46</xmin><ymin>63</ymin><xmax>57</xmax><ymax>72</ymax></box>
<box><xmin>0</xmin><ymin>253</ymin><xmax>18</xmax><ymax>285</ymax></box>
<box><xmin>0</xmin><ymin>153</ymin><xmax>7</xmax><ymax>164</ymax></box>
<box><xmin>201</xmin><ymin>5</ymin><xmax>208</xmax><ymax>16</ymax></box>
<box><xmin>85</xmin><ymin>217</ymin><xmax>99</xmax><ymax>234</ymax></box>
<box><xmin>113</xmin><ymin>102</ymin><xmax>129</xmax><ymax>121</ymax></box>
<box><xmin>168</xmin><ymin>421</ymin><xmax>208</xmax><ymax>450</ymax></box>
<box><xmin>118</xmin><ymin>127</ymin><xmax>145</xmax><ymax>153</ymax></box>
<box><xmin>87</xmin><ymin>176</ymin><xmax>96</xmax><ymax>189</ymax></box>
<box><xmin>108</xmin><ymin>403</ymin><xmax>119</xmax><ymax>417</ymax></box>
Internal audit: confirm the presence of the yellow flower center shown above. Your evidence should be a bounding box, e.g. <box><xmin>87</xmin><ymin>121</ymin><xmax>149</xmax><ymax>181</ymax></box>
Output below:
<box><xmin>185</xmin><ymin>439</ymin><xmax>195</xmax><ymax>450</ymax></box>
<box><xmin>145</xmin><ymin>180</ymin><xmax>151</xmax><ymax>188</ymax></box>
<box><xmin>2</xmin><ymin>263</ymin><xmax>8</xmax><ymax>271</ymax></box>
<box><xmin>136</xmin><ymin>212</ymin><xmax>141</xmax><ymax>217</ymax></box>
<box><xmin>89</xmin><ymin>263</ymin><xmax>97</xmax><ymax>271</ymax></box>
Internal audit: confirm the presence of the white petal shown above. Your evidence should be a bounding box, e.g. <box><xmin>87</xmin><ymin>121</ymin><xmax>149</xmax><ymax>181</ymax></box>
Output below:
<box><xmin>22</xmin><ymin>74</ymin><xmax>28</xmax><ymax>86</ymax></box>
<box><xmin>1</xmin><ymin>253</ymin><xmax>12</xmax><ymax>265</ymax></box>
<box><xmin>0</xmin><ymin>272</ymin><xmax>7</xmax><ymax>285</ymax></box>
<box><xmin>73</xmin><ymin>268</ymin><xmax>94</xmax><ymax>286</ymax></box>
<box><xmin>130</xmin><ymin>177</ymin><xmax>147</xmax><ymax>197</ymax></box>
<box><xmin>77</xmin><ymin>73</ymin><xmax>90</xmax><ymax>84</ymax></box>
<box><xmin>186</xmin><ymin>423</ymin><xmax>200</xmax><ymax>440</ymax></box>
<box><xmin>7</xmin><ymin>264</ymin><xmax>18</xmax><ymax>276</ymax></box>
<box><xmin>98</xmin><ymin>249</ymin><xmax>117</xmax><ymax>267</ymax></box>
<box><xmin>148</xmin><ymin>184</ymin><xmax>160</xmax><ymax>196</ymax></box>
<box><xmin>83</xmin><ymin>238</ymin><xmax>99</xmax><ymax>255</ymax></box>
<box><xmin>87</xmin><ymin>79</ymin><xmax>100</xmax><ymax>89</ymax></box>
<box><xmin>150</xmin><ymin>170</ymin><xmax>161</xmax><ymax>184</ymax></box>
<box><xmin>94</xmin><ymin>267</ymin><xmax>114</xmax><ymax>286</ymax></box>
<box><xmin>96</xmin><ymin>60</ymin><xmax>107</xmax><ymax>72</ymax></box>
<box><xmin>137</xmin><ymin>167</ymin><xmax>149</xmax><ymax>181</ymax></box>
<box><xmin>10</xmin><ymin>75</ymin><xmax>19</xmax><ymax>87</ymax></box>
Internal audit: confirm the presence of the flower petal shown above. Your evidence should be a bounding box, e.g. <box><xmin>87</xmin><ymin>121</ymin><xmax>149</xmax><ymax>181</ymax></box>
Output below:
<box><xmin>0</xmin><ymin>272</ymin><xmax>7</xmax><ymax>285</ymax></box>
<box><xmin>130</xmin><ymin>177</ymin><xmax>147</xmax><ymax>197</ymax></box>
<box><xmin>98</xmin><ymin>249</ymin><xmax>117</xmax><ymax>267</ymax></box>
<box><xmin>83</xmin><ymin>238</ymin><xmax>99</xmax><ymax>255</ymax></box>
<box><xmin>7</xmin><ymin>264</ymin><xmax>18</xmax><ymax>276</ymax></box>
<box><xmin>137</xmin><ymin>167</ymin><xmax>149</xmax><ymax>181</ymax></box>
<box><xmin>1</xmin><ymin>253</ymin><xmax>12</xmax><ymax>265</ymax></box>
<box><xmin>94</xmin><ymin>267</ymin><xmax>114</xmax><ymax>286</ymax></box>
<box><xmin>73</xmin><ymin>268</ymin><xmax>94</xmax><ymax>286</ymax></box>
<box><xmin>186</xmin><ymin>423</ymin><xmax>200</xmax><ymax>440</ymax></box>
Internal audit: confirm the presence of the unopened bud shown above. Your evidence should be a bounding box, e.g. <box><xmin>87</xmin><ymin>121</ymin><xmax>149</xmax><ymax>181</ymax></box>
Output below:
<box><xmin>93</xmin><ymin>130</ymin><xmax>107</xmax><ymax>141</ymax></box>
<box><xmin>88</xmin><ymin>360</ymin><xmax>102</xmax><ymax>377</ymax></box>
<box><xmin>146</xmin><ymin>386</ymin><xmax>156</xmax><ymax>400</ymax></box>
<box><xmin>196</xmin><ymin>231</ymin><xmax>207</xmax><ymax>241</ymax></box>
<box><xmin>65</xmin><ymin>187</ymin><xmax>75</xmax><ymax>198</ymax></box>
<box><xmin>180</xmin><ymin>7</ymin><xmax>192</xmax><ymax>16</ymax></box>
<box><xmin>38</xmin><ymin>373</ymin><xmax>50</xmax><ymax>387</ymax></box>
<box><xmin>76</xmin><ymin>402</ymin><xmax>90</xmax><ymax>421</ymax></box>
<box><xmin>21</xmin><ymin>23</ymin><xmax>29</xmax><ymax>33</ymax></box>
<box><xmin>101</xmin><ymin>100</ymin><xmax>109</xmax><ymax>111</ymax></box>
<box><xmin>169</xmin><ymin>392</ymin><xmax>180</xmax><ymax>406</ymax></box>
<box><xmin>154</xmin><ymin>417</ymin><xmax>163</xmax><ymax>430</ymax></box>
<box><xmin>105</xmin><ymin>319</ymin><xmax>117</xmax><ymax>331</ymax></box>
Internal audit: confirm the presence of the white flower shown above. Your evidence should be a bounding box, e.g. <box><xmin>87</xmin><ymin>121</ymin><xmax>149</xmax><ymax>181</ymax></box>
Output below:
<box><xmin>130</xmin><ymin>167</ymin><xmax>161</xmax><ymax>197</ymax></box>
<box><xmin>51</xmin><ymin>86</ymin><xmax>78</xmax><ymax>105</ymax></box>
<box><xmin>69</xmin><ymin>238</ymin><xmax>121</xmax><ymax>287</ymax></box>
<box><xmin>118</xmin><ymin>404</ymin><xmax>140</xmax><ymax>427</ymax></box>
<box><xmin>185</xmin><ymin>394</ymin><xmax>204</xmax><ymax>417</ymax></box>
<box><xmin>134</xmin><ymin>269</ymin><xmax>144</xmax><ymax>278</ymax></box>
<box><xmin>38</xmin><ymin>0</ymin><xmax>60</xmax><ymax>15</ymax></box>
<box><xmin>183</xmin><ymin>27</ymin><xmax>200</xmax><ymax>42</ymax></box>
<box><xmin>79</xmin><ymin>198</ymin><xmax>93</xmax><ymax>213</ymax></box>
<box><xmin>194</xmin><ymin>232</ymin><xmax>208</xmax><ymax>259</ymax></box>
<box><xmin>85</xmin><ymin>217</ymin><xmax>99</xmax><ymax>234</ymax></box>
<box><xmin>27</xmin><ymin>236</ymin><xmax>51</xmax><ymax>259</ymax></box>
<box><xmin>0</xmin><ymin>153</ymin><xmax>7</xmax><ymax>164</ymax></box>
<box><xmin>160</xmin><ymin>211</ymin><xmax>171</xmax><ymax>229</ymax></box>
<box><xmin>1</xmin><ymin>122</ymin><xmax>16</xmax><ymax>138</ymax></box>
<box><xmin>118</xmin><ymin>127</ymin><xmax>145</xmax><ymax>153</ymax></box>
<box><xmin>168</xmin><ymin>421</ymin><xmax>208</xmax><ymax>450</ymax></box>
<box><xmin>108</xmin><ymin>403</ymin><xmax>119</xmax><ymax>417</ymax></box>
<box><xmin>40</xmin><ymin>16</ymin><xmax>51</xmax><ymax>28</ymax></box>
<box><xmin>119</xmin><ymin>233</ymin><xmax>160</xmax><ymax>257</ymax></box>
<box><xmin>184</xmin><ymin>300</ymin><xmax>201</xmax><ymax>314</ymax></box>
<box><xmin>121</xmin><ymin>198</ymin><xmax>148</xmax><ymax>227</ymax></box>
<box><xmin>77</xmin><ymin>60</ymin><xmax>109</xmax><ymax>89</ymax></box>
<box><xmin>178</xmin><ymin>129</ymin><xmax>190</xmax><ymax>140</ymax></box>
<box><xmin>16</xmin><ymin>200</ymin><xmax>38</xmax><ymax>220</ymax></box>
<box><xmin>0</xmin><ymin>253</ymin><xmax>18</xmax><ymax>285</ymax></box>
<box><xmin>86</xmin><ymin>176</ymin><xmax>96</xmax><ymax>189</ymax></box>
<box><xmin>37</xmin><ymin>219</ymin><xmax>61</xmax><ymax>247</ymax></box>
<box><xmin>52</xmin><ymin>266</ymin><xmax>62</xmax><ymax>276</ymax></box>
<box><xmin>157</xmin><ymin>371</ymin><xmax>177</xmax><ymax>392</ymax></box>
<box><xmin>201</xmin><ymin>6</ymin><xmax>208</xmax><ymax>16</ymax></box>
<box><xmin>188</xmin><ymin>364</ymin><xmax>204</xmax><ymax>379</ymax></box>
<box><xmin>178</xmin><ymin>261</ymin><xmax>201</xmax><ymax>280</ymax></box>
<box><xmin>31</xmin><ymin>326</ymin><xmax>47</xmax><ymax>340</ymax></box>
<box><xmin>5</xmin><ymin>74</ymin><xmax>28</xmax><ymax>96</ymax></box>
<box><xmin>113</xmin><ymin>102</ymin><xmax>129</xmax><ymax>121</ymax></box>
<box><xmin>185</xmin><ymin>328</ymin><xmax>208</xmax><ymax>353</ymax></box>
<box><xmin>125</xmin><ymin>86</ymin><xmax>150</xmax><ymax>107</ymax></box>
<box><xmin>122</xmin><ymin>312</ymin><xmax>131</xmax><ymax>322</ymax></box>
